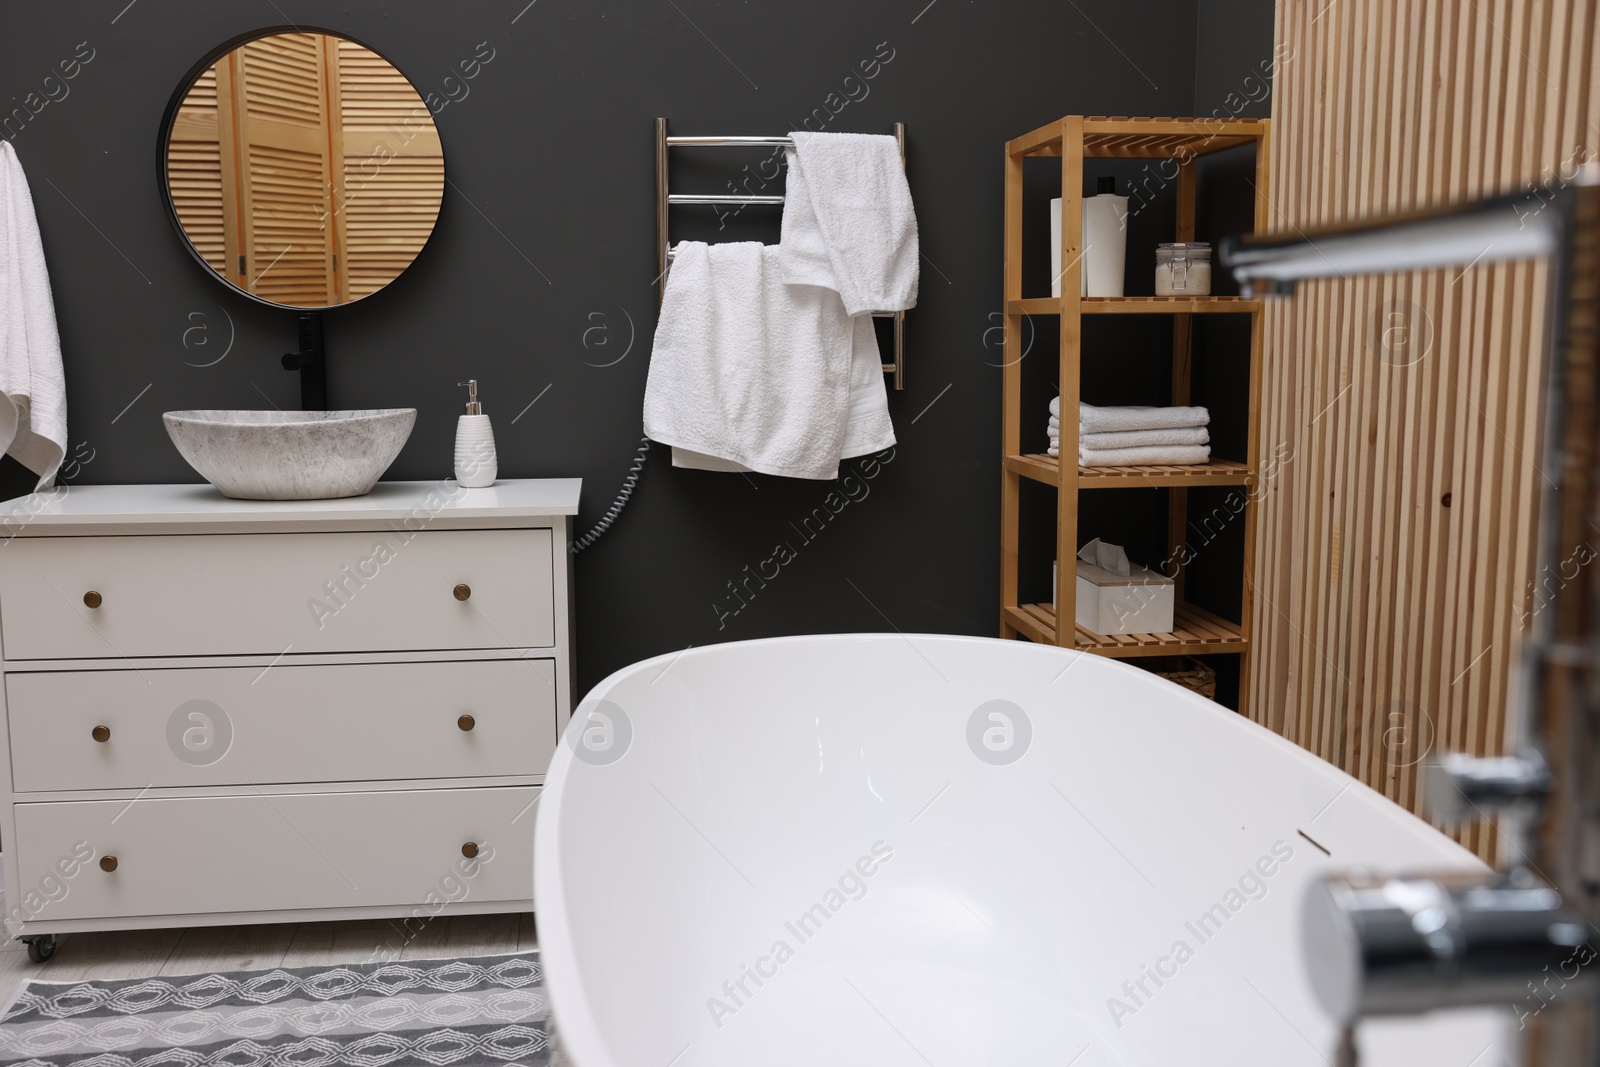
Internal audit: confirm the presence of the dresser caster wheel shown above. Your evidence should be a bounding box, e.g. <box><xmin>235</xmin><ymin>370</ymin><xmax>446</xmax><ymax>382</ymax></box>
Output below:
<box><xmin>22</xmin><ymin>935</ymin><xmax>57</xmax><ymax>963</ymax></box>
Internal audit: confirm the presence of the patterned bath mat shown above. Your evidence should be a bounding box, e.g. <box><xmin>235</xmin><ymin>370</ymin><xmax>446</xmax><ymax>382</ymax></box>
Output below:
<box><xmin>0</xmin><ymin>952</ymin><xmax>554</xmax><ymax>1067</ymax></box>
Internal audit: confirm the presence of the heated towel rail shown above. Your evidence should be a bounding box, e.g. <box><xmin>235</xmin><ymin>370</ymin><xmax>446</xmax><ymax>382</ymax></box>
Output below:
<box><xmin>654</xmin><ymin>117</ymin><xmax>908</xmax><ymax>390</ymax></box>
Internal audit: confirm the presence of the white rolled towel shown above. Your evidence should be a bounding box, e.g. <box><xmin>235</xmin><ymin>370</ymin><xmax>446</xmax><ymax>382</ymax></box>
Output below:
<box><xmin>1081</xmin><ymin>426</ymin><xmax>1209</xmax><ymax>449</ymax></box>
<box><xmin>1079</xmin><ymin>443</ymin><xmax>1211</xmax><ymax>466</ymax></box>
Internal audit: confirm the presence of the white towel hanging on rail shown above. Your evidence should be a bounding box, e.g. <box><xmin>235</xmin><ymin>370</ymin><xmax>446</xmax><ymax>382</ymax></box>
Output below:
<box><xmin>670</xmin><ymin>313</ymin><xmax>893</xmax><ymax>475</ymax></box>
<box><xmin>778</xmin><ymin>132</ymin><xmax>919</xmax><ymax>316</ymax></box>
<box><xmin>645</xmin><ymin>241</ymin><xmax>871</xmax><ymax>481</ymax></box>
<box><xmin>0</xmin><ymin>141</ymin><xmax>66</xmax><ymax>489</ymax></box>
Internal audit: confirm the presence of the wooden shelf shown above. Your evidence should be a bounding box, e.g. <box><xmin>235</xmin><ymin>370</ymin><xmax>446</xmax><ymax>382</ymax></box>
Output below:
<box><xmin>1009</xmin><ymin>296</ymin><xmax>1261</xmax><ymax>315</ymax></box>
<box><xmin>999</xmin><ymin>114</ymin><xmax>1269</xmax><ymax>713</ymax></box>
<box><xmin>1005</xmin><ymin>601</ymin><xmax>1248</xmax><ymax>657</ymax></box>
<box><xmin>1007</xmin><ymin>116</ymin><xmax>1268</xmax><ymax>160</ymax></box>
<box><xmin>1003</xmin><ymin>453</ymin><xmax>1066</xmax><ymax>485</ymax></box>
<box><xmin>1004</xmin><ymin>454</ymin><xmax>1253</xmax><ymax>488</ymax></box>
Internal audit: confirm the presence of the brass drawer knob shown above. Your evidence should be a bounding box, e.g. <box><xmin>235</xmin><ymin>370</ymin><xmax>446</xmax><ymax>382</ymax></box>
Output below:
<box><xmin>462</xmin><ymin>841</ymin><xmax>479</xmax><ymax>859</ymax></box>
<box><xmin>91</xmin><ymin>725</ymin><xmax>111</xmax><ymax>743</ymax></box>
<box><xmin>458</xmin><ymin>714</ymin><xmax>476</xmax><ymax>732</ymax></box>
<box><xmin>453</xmin><ymin>583</ymin><xmax>472</xmax><ymax>602</ymax></box>
<box><xmin>99</xmin><ymin>855</ymin><xmax>118</xmax><ymax>873</ymax></box>
<box><xmin>83</xmin><ymin>591</ymin><xmax>103</xmax><ymax>609</ymax></box>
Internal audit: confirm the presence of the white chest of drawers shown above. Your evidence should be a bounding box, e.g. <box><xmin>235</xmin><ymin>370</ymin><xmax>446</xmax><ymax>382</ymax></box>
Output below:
<box><xmin>0</xmin><ymin>479</ymin><xmax>578</xmax><ymax>955</ymax></box>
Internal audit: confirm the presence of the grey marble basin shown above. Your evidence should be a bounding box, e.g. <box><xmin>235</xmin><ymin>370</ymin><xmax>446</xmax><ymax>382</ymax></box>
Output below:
<box><xmin>163</xmin><ymin>409</ymin><xmax>417</xmax><ymax>500</ymax></box>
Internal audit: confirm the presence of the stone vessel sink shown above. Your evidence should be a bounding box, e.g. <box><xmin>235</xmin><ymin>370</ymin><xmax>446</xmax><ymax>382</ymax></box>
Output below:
<box><xmin>162</xmin><ymin>409</ymin><xmax>417</xmax><ymax>500</ymax></box>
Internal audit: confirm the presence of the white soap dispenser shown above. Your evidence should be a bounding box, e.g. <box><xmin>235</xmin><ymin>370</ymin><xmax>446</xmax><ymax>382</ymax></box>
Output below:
<box><xmin>454</xmin><ymin>379</ymin><xmax>498</xmax><ymax>488</ymax></box>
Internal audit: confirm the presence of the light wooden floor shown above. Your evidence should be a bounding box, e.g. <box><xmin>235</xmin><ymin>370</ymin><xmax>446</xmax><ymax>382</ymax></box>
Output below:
<box><xmin>0</xmin><ymin>892</ymin><xmax>534</xmax><ymax>1006</ymax></box>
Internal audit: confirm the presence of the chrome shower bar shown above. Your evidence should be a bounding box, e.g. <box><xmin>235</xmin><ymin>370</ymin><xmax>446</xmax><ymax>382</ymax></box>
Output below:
<box><xmin>655</xmin><ymin>117</ymin><xmax>908</xmax><ymax>389</ymax></box>
<box><xmin>1217</xmin><ymin>186</ymin><xmax>1564</xmax><ymax>295</ymax></box>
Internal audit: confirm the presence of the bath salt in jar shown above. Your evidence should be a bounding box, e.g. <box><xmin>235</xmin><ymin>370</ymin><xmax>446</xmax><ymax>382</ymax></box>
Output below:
<box><xmin>1155</xmin><ymin>242</ymin><xmax>1212</xmax><ymax>296</ymax></box>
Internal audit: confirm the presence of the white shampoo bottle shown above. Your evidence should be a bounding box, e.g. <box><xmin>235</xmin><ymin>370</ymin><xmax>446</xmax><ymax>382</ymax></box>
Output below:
<box><xmin>454</xmin><ymin>379</ymin><xmax>498</xmax><ymax>488</ymax></box>
<box><xmin>1050</xmin><ymin>177</ymin><xmax>1128</xmax><ymax>297</ymax></box>
<box><xmin>1080</xmin><ymin>176</ymin><xmax>1128</xmax><ymax>297</ymax></box>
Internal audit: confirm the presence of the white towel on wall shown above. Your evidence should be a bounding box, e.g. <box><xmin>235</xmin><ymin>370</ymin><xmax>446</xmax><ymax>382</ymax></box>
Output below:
<box><xmin>779</xmin><ymin>132</ymin><xmax>918</xmax><ymax>316</ymax></box>
<box><xmin>0</xmin><ymin>141</ymin><xmax>66</xmax><ymax>489</ymax></box>
<box><xmin>1079</xmin><ymin>444</ymin><xmax>1212</xmax><ymax>466</ymax></box>
<box><xmin>644</xmin><ymin>241</ymin><xmax>866</xmax><ymax>481</ymax></box>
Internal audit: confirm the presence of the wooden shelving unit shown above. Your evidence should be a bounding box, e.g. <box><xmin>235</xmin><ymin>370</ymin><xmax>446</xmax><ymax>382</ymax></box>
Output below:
<box><xmin>999</xmin><ymin>116</ymin><xmax>1270</xmax><ymax>708</ymax></box>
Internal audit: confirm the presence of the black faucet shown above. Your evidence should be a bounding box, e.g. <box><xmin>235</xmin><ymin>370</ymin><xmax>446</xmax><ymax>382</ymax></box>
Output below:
<box><xmin>281</xmin><ymin>311</ymin><xmax>327</xmax><ymax>410</ymax></box>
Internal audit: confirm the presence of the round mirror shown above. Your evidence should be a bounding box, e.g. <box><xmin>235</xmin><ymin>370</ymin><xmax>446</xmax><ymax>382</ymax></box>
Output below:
<box><xmin>160</xmin><ymin>29</ymin><xmax>444</xmax><ymax>309</ymax></box>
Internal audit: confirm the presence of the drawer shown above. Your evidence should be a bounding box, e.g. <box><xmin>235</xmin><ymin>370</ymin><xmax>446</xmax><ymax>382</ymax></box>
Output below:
<box><xmin>0</xmin><ymin>529</ymin><xmax>554</xmax><ymax>660</ymax></box>
<box><xmin>6</xmin><ymin>659</ymin><xmax>558</xmax><ymax>792</ymax></box>
<box><xmin>12</xmin><ymin>787</ymin><xmax>536</xmax><ymax>921</ymax></box>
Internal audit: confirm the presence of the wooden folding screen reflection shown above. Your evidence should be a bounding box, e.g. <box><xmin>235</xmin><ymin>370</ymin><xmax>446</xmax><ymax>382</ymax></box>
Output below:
<box><xmin>166</xmin><ymin>34</ymin><xmax>443</xmax><ymax>305</ymax></box>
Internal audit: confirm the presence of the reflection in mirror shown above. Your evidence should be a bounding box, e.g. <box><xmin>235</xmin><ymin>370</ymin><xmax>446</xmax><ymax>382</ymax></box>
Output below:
<box><xmin>164</xmin><ymin>32</ymin><xmax>444</xmax><ymax>309</ymax></box>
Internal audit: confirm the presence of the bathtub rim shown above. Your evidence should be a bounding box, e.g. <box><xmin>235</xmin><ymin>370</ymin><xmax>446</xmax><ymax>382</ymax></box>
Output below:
<box><xmin>534</xmin><ymin>632</ymin><xmax>1483</xmax><ymax>1067</ymax></box>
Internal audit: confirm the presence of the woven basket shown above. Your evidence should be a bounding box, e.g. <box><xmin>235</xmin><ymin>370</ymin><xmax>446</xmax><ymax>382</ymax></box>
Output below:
<box><xmin>1138</xmin><ymin>656</ymin><xmax>1217</xmax><ymax>701</ymax></box>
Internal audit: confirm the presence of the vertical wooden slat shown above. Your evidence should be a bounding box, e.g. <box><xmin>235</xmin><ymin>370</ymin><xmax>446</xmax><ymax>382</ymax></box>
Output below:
<box><xmin>322</xmin><ymin>35</ymin><xmax>348</xmax><ymax>305</ymax></box>
<box><xmin>218</xmin><ymin>54</ymin><xmax>248</xmax><ymax>288</ymax></box>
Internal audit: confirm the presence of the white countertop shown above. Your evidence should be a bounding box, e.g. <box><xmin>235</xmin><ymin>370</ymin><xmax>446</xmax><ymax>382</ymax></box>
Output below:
<box><xmin>0</xmin><ymin>479</ymin><xmax>583</xmax><ymax>530</ymax></box>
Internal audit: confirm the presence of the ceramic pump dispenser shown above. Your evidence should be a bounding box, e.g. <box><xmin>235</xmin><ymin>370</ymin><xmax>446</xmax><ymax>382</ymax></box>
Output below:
<box><xmin>454</xmin><ymin>380</ymin><xmax>498</xmax><ymax>488</ymax></box>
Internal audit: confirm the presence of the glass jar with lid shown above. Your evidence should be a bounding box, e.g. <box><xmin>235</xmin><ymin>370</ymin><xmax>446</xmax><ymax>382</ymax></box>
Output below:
<box><xmin>1155</xmin><ymin>242</ymin><xmax>1213</xmax><ymax>296</ymax></box>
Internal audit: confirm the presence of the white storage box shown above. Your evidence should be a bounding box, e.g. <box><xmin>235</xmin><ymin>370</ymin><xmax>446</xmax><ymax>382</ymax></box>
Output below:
<box><xmin>1075</xmin><ymin>560</ymin><xmax>1175</xmax><ymax>635</ymax></box>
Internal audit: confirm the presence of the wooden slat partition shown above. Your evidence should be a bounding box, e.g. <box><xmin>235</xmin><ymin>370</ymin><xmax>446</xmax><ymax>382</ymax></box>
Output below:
<box><xmin>1252</xmin><ymin>0</ymin><xmax>1598</xmax><ymax>860</ymax></box>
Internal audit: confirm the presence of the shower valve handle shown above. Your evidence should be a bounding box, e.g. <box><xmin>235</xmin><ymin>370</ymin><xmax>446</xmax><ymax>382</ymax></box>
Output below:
<box><xmin>1304</xmin><ymin>869</ymin><xmax>1592</xmax><ymax>1024</ymax></box>
<box><xmin>1425</xmin><ymin>751</ymin><xmax>1552</xmax><ymax>823</ymax></box>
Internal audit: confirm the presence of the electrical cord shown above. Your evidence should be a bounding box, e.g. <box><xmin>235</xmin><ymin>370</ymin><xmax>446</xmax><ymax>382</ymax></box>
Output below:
<box><xmin>571</xmin><ymin>436</ymin><xmax>651</xmax><ymax>553</ymax></box>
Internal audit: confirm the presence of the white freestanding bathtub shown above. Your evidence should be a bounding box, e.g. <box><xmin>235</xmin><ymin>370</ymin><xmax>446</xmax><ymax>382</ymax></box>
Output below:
<box><xmin>536</xmin><ymin>635</ymin><xmax>1511</xmax><ymax>1066</ymax></box>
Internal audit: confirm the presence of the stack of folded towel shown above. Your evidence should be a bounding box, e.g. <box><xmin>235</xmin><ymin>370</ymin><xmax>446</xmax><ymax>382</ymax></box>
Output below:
<box><xmin>1048</xmin><ymin>399</ymin><xmax>1211</xmax><ymax>466</ymax></box>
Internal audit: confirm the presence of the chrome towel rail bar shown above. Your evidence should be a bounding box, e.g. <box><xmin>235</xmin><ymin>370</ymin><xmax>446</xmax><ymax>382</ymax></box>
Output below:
<box><xmin>654</xmin><ymin>117</ymin><xmax>907</xmax><ymax>390</ymax></box>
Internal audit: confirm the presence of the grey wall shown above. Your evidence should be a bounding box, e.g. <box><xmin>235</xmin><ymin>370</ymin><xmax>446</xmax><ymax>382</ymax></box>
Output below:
<box><xmin>1</xmin><ymin>0</ymin><xmax>1273</xmax><ymax>697</ymax></box>
<box><xmin>1182</xmin><ymin>0</ymin><xmax>1276</xmax><ymax>707</ymax></box>
<box><xmin>1195</xmin><ymin>0</ymin><xmax>1278</xmax><ymax>117</ymax></box>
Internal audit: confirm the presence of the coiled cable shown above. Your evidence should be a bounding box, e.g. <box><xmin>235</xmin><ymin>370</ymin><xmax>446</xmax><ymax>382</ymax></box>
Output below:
<box><xmin>571</xmin><ymin>436</ymin><xmax>651</xmax><ymax>553</ymax></box>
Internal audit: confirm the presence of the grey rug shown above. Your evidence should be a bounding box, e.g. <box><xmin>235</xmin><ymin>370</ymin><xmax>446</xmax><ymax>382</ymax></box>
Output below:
<box><xmin>0</xmin><ymin>953</ymin><xmax>554</xmax><ymax>1067</ymax></box>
